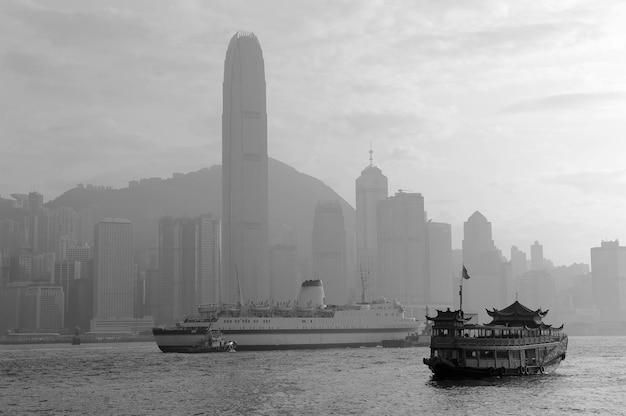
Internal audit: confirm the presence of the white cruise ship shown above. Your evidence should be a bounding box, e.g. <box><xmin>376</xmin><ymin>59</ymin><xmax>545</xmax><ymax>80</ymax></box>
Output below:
<box><xmin>153</xmin><ymin>280</ymin><xmax>419</xmax><ymax>352</ymax></box>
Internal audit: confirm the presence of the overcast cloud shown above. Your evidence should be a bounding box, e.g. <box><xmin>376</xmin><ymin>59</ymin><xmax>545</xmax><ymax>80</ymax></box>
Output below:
<box><xmin>2</xmin><ymin>0</ymin><xmax>626</xmax><ymax>265</ymax></box>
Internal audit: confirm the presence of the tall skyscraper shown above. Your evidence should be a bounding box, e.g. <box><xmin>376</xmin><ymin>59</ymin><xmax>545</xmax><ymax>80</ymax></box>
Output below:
<box><xmin>93</xmin><ymin>218</ymin><xmax>134</xmax><ymax>322</ymax></box>
<box><xmin>426</xmin><ymin>221</ymin><xmax>453</xmax><ymax>306</ymax></box>
<box><xmin>195</xmin><ymin>215</ymin><xmax>221</xmax><ymax>306</ymax></box>
<box><xmin>158</xmin><ymin>217</ymin><xmax>195</xmax><ymax>324</ymax></box>
<box><xmin>590</xmin><ymin>240</ymin><xmax>626</xmax><ymax>318</ymax></box>
<box><xmin>222</xmin><ymin>31</ymin><xmax>269</xmax><ymax>304</ymax></box>
<box><xmin>531</xmin><ymin>241</ymin><xmax>545</xmax><ymax>271</ymax></box>
<box><xmin>269</xmin><ymin>244</ymin><xmax>298</xmax><ymax>303</ymax></box>
<box><xmin>510</xmin><ymin>245</ymin><xmax>527</xmax><ymax>278</ymax></box>
<box><xmin>355</xmin><ymin>147</ymin><xmax>388</xmax><ymax>286</ymax></box>
<box><xmin>376</xmin><ymin>191</ymin><xmax>427</xmax><ymax>306</ymax></box>
<box><xmin>312</xmin><ymin>200</ymin><xmax>347</xmax><ymax>304</ymax></box>
<box><xmin>158</xmin><ymin>216</ymin><xmax>220</xmax><ymax>325</ymax></box>
<box><xmin>461</xmin><ymin>211</ymin><xmax>506</xmax><ymax>321</ymax></box>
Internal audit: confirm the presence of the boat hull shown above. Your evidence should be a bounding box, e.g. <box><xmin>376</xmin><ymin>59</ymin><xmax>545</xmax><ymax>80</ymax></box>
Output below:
<box><xmin>423</xmin><ymin>336</ymin><xmax>568</xmax><ymax>379</ymax></box>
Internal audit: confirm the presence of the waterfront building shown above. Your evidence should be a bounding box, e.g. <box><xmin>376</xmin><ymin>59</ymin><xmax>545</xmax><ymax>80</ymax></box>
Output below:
<box><xmin>426</xmin><ymin>221</ymin><xmax>454</xmax><ymax>306</ymax></box>
<box><xmin>376</xmin><ymin>190</ymin><xmax>428</xmax><ymax>306</ymax></box>
<box><xmin>158</xmin><ymin>216</ymin><xmax>220</xmax><ymax>325</ymax></box>
<box><xmin>158</xmin><ymin>217</ymin><xmax>195</xmax><ymax>324</ymax></box>
<box><xmin>22</xmin><ymin>285</ymin><xmax>64</xmax><ymax>333</ymax></box>
<box><xmin>221</xmin><ymin>31</ymin><xmax>269</xmax><ymax>304</ymax></box>
<box><xmin>461</xmin><ymin>211</ymin><xmax>506</xmax><ymax>321</ymax></box>
<box><xmin>312</xmin><ymin>200</ymin><xmax>347</xmax><ymax>305</ymax></box>
<box><xmin>92</xmin><ymin>218</ymin><xmax>134</xmax><ymax>329</ymax></box>
<box><xmin>195</xmin><ymin>215</ymin><xmax>221</xmax><ymax>306</ymax></box>
<box><xmin>0</xmin><ymin>282</ymin><xmax>29</xmax><ymax>332</ymax></box>
<box><xmin>269</xmin><ymin>244</ymin><xmax>298</xmax><ymax>303</ymax></box>
<box><xmin>590</xmin><ymin>240</ymin><xmax>626</xmax><ymax>319</ymax></box>
<box><xmin>355</xmin><ymin>146</ymin><xmax>388</xmax><ymax>291</ymax></box>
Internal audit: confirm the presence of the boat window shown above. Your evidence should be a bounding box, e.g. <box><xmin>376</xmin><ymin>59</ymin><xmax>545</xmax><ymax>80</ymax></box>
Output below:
<box><xmin>510</xmin><ymin>350</ymin><xmax>521</xmax><ymax>360</ymax></box>
<box><xmin>527</xmin><ymin>349</ymin><xmax>537</xmax><ymax>360</ymax></box>
<box><xmin>479</xmin><ymin>350</ymin><xmax>494</xmax><ymax>359</ymax></box>
<box><xmin>465</xmin><ymin>350</ymin><xmax>477</xmax><ymax>358</ymax></box>
<box><xmin>496</xmin><ymin>350</ymin><xmax>508</xmax><ymax>359</ymax></box>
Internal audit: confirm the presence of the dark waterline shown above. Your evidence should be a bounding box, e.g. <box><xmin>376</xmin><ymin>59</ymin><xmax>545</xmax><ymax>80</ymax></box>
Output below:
<box><xmin>1</xmin><ymin>336</ymin><xmax>624</xmax><ymax>415</ymax></box>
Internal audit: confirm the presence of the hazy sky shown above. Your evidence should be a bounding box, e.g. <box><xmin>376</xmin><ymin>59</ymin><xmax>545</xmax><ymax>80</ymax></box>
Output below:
<box><xmin>2</xmin><ymin>0</ymin><xmax>626</xmax><ymax>266</ymax></box>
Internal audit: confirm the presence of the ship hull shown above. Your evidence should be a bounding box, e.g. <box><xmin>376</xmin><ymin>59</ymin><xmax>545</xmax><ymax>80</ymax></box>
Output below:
<box><xmin>154</xmin><ymin>326</ymin><xmax>416</xmax><ymax>352</ymax></box>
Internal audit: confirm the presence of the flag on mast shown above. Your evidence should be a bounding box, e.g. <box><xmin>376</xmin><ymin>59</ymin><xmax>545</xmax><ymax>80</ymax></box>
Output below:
<box><xmin>462</xmin><ymin>266</ymin><xmax>471</xmax><ymax>280</ymax></box>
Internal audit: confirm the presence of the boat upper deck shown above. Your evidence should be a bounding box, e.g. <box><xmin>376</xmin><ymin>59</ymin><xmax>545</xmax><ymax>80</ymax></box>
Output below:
<box><xmin>431</xmin><ymin>324</ymin><xmax>566</xmax><ymax>349</ymax></box>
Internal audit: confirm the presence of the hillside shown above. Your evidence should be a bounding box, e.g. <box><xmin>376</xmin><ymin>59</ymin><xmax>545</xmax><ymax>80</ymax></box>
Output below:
<box><xmin>47</xmin><ymin>158</ymin><xmax>355</xmax><ymax>265</ymax></box>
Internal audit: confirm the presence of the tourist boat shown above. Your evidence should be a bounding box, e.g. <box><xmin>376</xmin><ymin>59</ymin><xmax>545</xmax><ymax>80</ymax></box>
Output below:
<box><xmin>422</xmin><ymin>301</ymin><xmax>568</xmax><ymax>378</ymax></box>
<box><xmin>153</xmin><ymin>279</ymin><xmax>419</xmax><ymax>352</ymax></box>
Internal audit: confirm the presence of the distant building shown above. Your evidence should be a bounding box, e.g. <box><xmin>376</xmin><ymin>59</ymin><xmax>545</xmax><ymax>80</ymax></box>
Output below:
<box><xmin>92</xmin><ymin>218</ymin><xmax>134</xmax><ymax>329</ymax></box>
<box><xmin>510</xmin><ymin>245</ymin><xmax>527</xmax><ymax>278</ymax></box>
<box><xmin>312</xmin><ymin>200</ymin><xmax>347</xmax><ymax>305</ymax></box>
<box><xmin>590</xmin><ymin>240</ymin><xmax>626</xmax><ymax>319</ymax></box>
<box><xmin>516</xmin><ymin>270</ymin><xmax>555</xmax><ymax>311</ymax></box>
<box><xmin>462</xmin><ymin>211</ymin><xmax>506</xmax><ymax>321</ymax></box>
<box><xmin>157</xmin><ymin>215</ymin><xmax>220</xmax><ymax>325</ymax></box>
<box><xmin>355</xmin><ymin>147</ymin><xmax>388</xmax><ymax>289</ymax></box>
<box><xmin>531</xmin><ymin>241</ymin><xmax>545</xmax><ymax>271</ymax></box>
<box><xmin>158</xmin><ymin>217</ymin><xmax>196</xmax><ymax>324</ymax></box>
<box><xmin>0</xmin><ymin>282</ymin><xmax>30</xmax><ymax>331</ymax></box>
<box><xmin>427</xmin><ymin>221</ymin><xmax>453</xmax><ymax>306</ymax></box>
<box><xmin>270</xmin><ymin>244</ymin><xmax>298</xmax><ymax>303</ymax></box>
<box><xmin>67</xmin><ymin>244</ymin><xmax>92</xmax><ymax>263</ymax></box>
<box><xmin>376</xmin><ymin>191</ymin><xmax>427</xmax><ymax>306</ymax></box>
<box><xmin>22</xmin><ymin>285</ymin><xmax>64</xmax><ymax>333</ymax></box>
<box><xmin>195</xmin><ymin>215</ymin><xmax>221</xmax><ymax>307</ymax></box>
<box><xmin>221</xmin><ymin>31</ymin><xmax>269</xmax><ymax>304</ymax></box>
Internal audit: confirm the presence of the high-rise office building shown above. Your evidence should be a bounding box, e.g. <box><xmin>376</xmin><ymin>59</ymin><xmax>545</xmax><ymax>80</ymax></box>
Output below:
<box><xmin>195</xmin><ymin>215</ymin><xmax>221</xmax><ymax>306</ymax></box>
<box><xmin>312</xmin><ymin>200</ymin><xmax>347</xmax><ymax>305</ymax></box>
<box><xmin>269</xmin><ymin>244</ymin><xmax>298</xmax><ymax>303</ymax></box>
<box><xmin>590</xmin><ymin>240</ymin><xmax>626</xmax><ymax>318</ymax></box>
<box><xmin>426</xmin><ymin>221</ymin><xmax>453</xmax><ymax>306</ymax></box>
<box><xmin>93</xmin><ymin>218</ymin><xmax>134</xmax><ymax>323</ymax></box>
<box><xmin>22</xmin><ymin>285</ymin><xmax>64</xmax><ymax>332</ymax></box>
<box><xmin>222</xmin><ymin>31</ymin><xmax>269</xmax><ymax>304</ymax></box>
<box><xmin>510</xmin><ymin>245</ymin><xmax>527</xmax><ymax>278</ymax></box>
<box><xmin>531</xmin><ymin>241</ymin><xmax>545</xmax><ymax>271</ymax></box>
<box><xmin>158</xmin><ymin>216</ymin><xmax>220</xmax><ymax>325</ymax></box>
<box><xmin>376</xmin><ymin>191</ymin><xmax>427</xmax><ymax>306</ymax></box>
<box><xmin>355</xmin><ymin>147</ymin><xmax>388</xmax><ymax>286</ymax></box>
<box><xmin>158</xmin><ymin>217</ymin><xmax>195</xmax><ymax>324</ymax></box>
<box><xmin>461</xmin><ymin>211</ymin><xmax>506</xmax><ymax>321</ymax></box>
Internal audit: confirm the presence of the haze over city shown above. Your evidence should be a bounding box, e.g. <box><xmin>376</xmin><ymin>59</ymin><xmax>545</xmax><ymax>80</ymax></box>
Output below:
<box><xmin>3</xmin><ymin>1</ymin><xmax>626</xmax><ymax>265</ymax></box>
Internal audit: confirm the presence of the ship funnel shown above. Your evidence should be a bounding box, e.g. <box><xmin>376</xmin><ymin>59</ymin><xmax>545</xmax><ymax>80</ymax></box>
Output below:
<box><xmin>297</xmin><ymin>280</ymin><xmax>326</xmax><ymax>308</ymax></box>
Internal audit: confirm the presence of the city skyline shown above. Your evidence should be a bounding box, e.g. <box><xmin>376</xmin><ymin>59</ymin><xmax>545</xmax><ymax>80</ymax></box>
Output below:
<box><xmin>3</xmin><ymin>1</ymin><xmax>626</xmax><ymax>266</ymax></box>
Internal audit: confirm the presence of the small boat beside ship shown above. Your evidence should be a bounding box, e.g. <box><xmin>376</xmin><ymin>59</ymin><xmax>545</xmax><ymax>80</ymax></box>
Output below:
<box><xmin>153</xmin><ymin>279</ymin><xmax>419</xmax><ymax>352</ymax></box>
<box><xmin>152</xmin><ymin>327</ymin><xmax>237</xmax><ymax>353</ymax></box>
<box><xmin>422</xmin><ymin>301</ymin><xmax>568</xmax><ymax>378</ymax></box>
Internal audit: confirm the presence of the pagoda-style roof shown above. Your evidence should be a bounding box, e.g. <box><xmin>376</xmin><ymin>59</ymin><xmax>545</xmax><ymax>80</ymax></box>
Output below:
<box><xmin>426</xmin><ymin>308</ymin><xmax>472</xmax><ymax>326</ymax></box>
<box><xmin>486</xmin><ymin>301</ymin><xmax>549</xmax><ymax>328</ymax></box>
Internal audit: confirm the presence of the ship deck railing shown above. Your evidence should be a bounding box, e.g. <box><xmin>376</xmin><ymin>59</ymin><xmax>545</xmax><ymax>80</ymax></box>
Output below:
<box><xmin>431</xmin><ymin>333</ymin><xmax>566</xmax><ymax>347</ymax></box>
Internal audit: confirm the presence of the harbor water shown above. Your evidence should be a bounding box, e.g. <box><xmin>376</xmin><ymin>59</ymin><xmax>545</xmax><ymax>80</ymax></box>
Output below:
<box><xmin>1</xmin><ymin>336</ymin><xmax>625</xmax><ymax>415</ymax></box>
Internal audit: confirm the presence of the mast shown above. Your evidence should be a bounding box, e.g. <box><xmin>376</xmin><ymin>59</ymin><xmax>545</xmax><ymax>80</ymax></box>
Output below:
<box><xmin>358</xmin><ymin>265</ymin><xmax>369</xmax><ymax>303</ymax></box>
